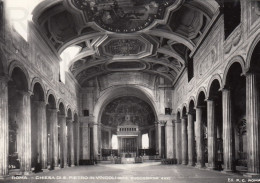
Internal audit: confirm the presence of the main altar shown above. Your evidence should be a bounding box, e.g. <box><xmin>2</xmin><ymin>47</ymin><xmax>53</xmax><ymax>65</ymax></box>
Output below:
<box><xmin>117</xmin><ymin>114</ymin><xmax>141</xmax><ymax>163</ymax></box>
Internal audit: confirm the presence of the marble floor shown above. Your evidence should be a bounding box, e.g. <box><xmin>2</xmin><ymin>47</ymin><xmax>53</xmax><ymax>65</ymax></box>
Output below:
<box><xmin>1</xmin><ymin>163</ymin><xmax>247</xmax><ymax>183</ymax></box>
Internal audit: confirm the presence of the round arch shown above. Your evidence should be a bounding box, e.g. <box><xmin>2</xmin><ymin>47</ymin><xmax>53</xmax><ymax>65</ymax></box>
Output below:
<box><xmin>67</xmin><ymin>107</ymin><xmax>73</xmax><ymax>120</ymax></box>
<box><xmin>195</xmin><ymin>87</ymin><xmax>207</xmax><ymax>107</ymax></box>
<box><xmin>93</xmin><ymin>86</ymin><xmax>159</xmax><ymax>124</ymax></box>
<box><xmin>73</xmin><ymin>112</ymin><xmax>79</xmax><ymax>122</ymax></box>
<box><xmin>30</xmin><ymin>77</ymin><xmax>46</xmax><ymax>101</ymax></box>
<box><xmin>58</xmin><ymin>101</ymin><xmax>66</xmax><ymax>116</ymax></box>
<box><xmin>246</xmin><ymin>33</ymin><xmax>260</xmax><ymax>70</ymax></box>
<box><xmin>0</xmin><ymin>47</ymin><xmax>8</xmax><ymax>75</ymax></box>
<box><xmin>8</xmin><ymin>60</ymin><xmax>30</xmax><ymax>91</ymax></box>
<box><xmin>206</xmin><ymin>74</ymin><xmax>223</xmax><ymax>99</ymax></box>
<box><xmin>223</xmin><ymin>55</ymin><xmax>245</xmax><ymax>87</ymax></box>
<box><xmin>181</xmin><ymin>104</ymin><xmax>188</xmax><ymax>117</ymax></box>
<box><xmin>46</xmin><ymin>90</ymin><xmax>57</xmax><ymax>108</ymax></box>
<box><xmin>188</xmin><ymin>97</ymin><xmax>196</xmax><ymax>112</ymax></box>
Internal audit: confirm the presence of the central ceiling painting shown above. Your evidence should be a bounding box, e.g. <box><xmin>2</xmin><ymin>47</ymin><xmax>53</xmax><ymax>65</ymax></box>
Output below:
<box><xmin>71</xmin><ymin>0</ymin><xmax>178</xmax><ymax>32</ymax></box>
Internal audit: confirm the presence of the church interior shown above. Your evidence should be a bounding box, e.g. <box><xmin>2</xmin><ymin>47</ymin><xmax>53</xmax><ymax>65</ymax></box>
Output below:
<box><xmin>0</xmin><ymin>0</ymin><xmax>260</xmax><ymax>182</ymax></box>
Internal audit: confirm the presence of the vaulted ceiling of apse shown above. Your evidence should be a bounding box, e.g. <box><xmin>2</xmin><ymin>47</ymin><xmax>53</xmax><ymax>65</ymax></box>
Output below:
<box><xmin>32</xmin><ymin>0</ymin><xmax>219</xmax><ymax>87</ymax></box>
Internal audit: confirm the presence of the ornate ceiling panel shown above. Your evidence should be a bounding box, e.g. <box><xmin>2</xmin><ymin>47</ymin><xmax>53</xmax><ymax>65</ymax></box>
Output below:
<box><xmin>70</xmin><ymin>0</ymin><xmax>181</xmax><ymax>33</ymax></box>
<box><xmin>96</xmin><ymin>34</ymin><xmax>159</xmax><ymax>60</ymax></box>
<box><xmin>32</xmin><ymin>0</ymin><xmax>220</xmax><ymax>87</ymax></box>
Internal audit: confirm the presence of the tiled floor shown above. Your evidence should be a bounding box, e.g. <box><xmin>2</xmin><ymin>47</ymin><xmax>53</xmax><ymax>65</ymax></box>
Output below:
<box><xmin>1</xmin><ymin>163</ymin><xmax>246</xmax><ymax>183</ymax></box>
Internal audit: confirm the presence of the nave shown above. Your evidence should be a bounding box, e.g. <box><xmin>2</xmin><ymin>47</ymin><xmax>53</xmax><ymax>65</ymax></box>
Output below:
<box><xmin>2</xmin><ymin>163</ymin><xmax>244</xmax><ymax>183</ymax></box>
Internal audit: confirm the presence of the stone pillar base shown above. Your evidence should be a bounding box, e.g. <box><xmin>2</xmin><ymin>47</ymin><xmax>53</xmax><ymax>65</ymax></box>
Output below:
<box><xmin>0</xmin><ymin>175</ymin><xmax>8</xmax><ymax>179</ymax></box>
<box><xmin>53</xmin><ymin>167</ymin><xmax>60</xmax><ymax>170</ymax></box>
<box><xmin>42</xmin><ymin>169</ymin><xmax>49</xmax><ymax>173</ymax></box>
<box><xmin>195</xmin><ymin>164</ymin><xmax>205</xmax><ymax>169</ymax></box>
<box><xmin>188</xmin><ymin>162</ymin><xmax>195</xmax><ymax>166</ymax></box>
<box><xmin>207</xmin><ymin>167</ymin><xmax>217</xmax><ymax>171</ymax></box>
<box><xmin>71</xmin><ymin>165</ymin><xmax>75</xmax><ymax>167</ymax></box>
<box><xmin>23</xmin><ymin>171</ymin><xmax>32</xmax><ymax>175</ymax></box>
<box><xmin>222</xmin><ymin>169</ymin><xmax>234</xmax><ymax>174</ymax></box>
<box><xmin>244</xmin><ymin>173</ymin><xmax>260</xmax><ymax>178</ymax></box>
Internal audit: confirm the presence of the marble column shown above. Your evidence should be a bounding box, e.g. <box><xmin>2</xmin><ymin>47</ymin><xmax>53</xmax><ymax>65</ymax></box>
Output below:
<box><xmin>148</xmin><ymin>129</ymin><xmax>152</xmax><ymax>149</ymax></box>
<box><xmin>195</xmin><ymin>107</ymin><xmax>205</xmax><ymax>168</ymax></box>
<box><xmin>48</xmin><ymin>109</ymin><xmax>59</xmax><ymax>169</ymax></box>
<box><xmin>58</xmin><ymin>114</ymin><xmax>67</xmax><ymax>167</ymax></box>
<box><xmin>98</xmin><ymin>124</ymin><xmax>101</xmax><ymax>158</ymax></box>
<box><xmin>34</xmin><ymin>101</ymin><xmax>47</xmax><ymax>169</ymax></box>
<box><xmin>181</xmin><ymin>117</ymin><xmax>188</xmax><ymax>165</ymax></box>
<box><xmin>222</xmin><ymin>89</ymin><xmax>234</xmax><ymax>171</ymax></box>
<box><xmin>138</xmin><ymin>132</ymin><xmax>142</xmax><ymax>149</ymax></box>
<box><xmin>246</xmin><ymin>73</ymin><xmax>260</xmax><ymax>174</ymax></box>
<box><xmin>81</xmin><ymin>122</ymin><xmax>89</xmax><ymax>160</ymax></box>
<box><xmin>155</xmin><ymin>122</ymin><xmax>161</xmax><ymax>157</ymax></box>
<box><xmin>165</xmin><ymin>121</ymin><xmax>174</xmax><ymax>159</ymax></box>
<box><xmin>68</xmin><ymin>120</ymin><xmax>75</xmax><ymax>167</ymax></box>
<box><xmin>93</xmin><ymin>123</ymin><xmax>99</xmax><ymax>160</ymax></box>
<box><xmin>17</xmin><ymin>91</ymin><xmax>32</xmax><ymax>175</ymax></box>
<box><xmin>74</xmin><ymin>122</ymin><xmax>80</xmax><ymax>165</ymax></box>
<box><xmin>207</xmin><ymin>99</ymin><xmax>216</xmax><ymax>169</ymax></box>
<box><xmin>188</xmin><ymin>112</ymin><xmax>195</xmax><ymax>166</ymax></box>
<box><xmin>0</xmin><ymin>77</ymin><xmax>9</xmax><ymax>177</ymax></box>
<box><xmin>108</xmin><ymin>130</ymin><xmax>112</xmax><ymax>149</ymax></box>
<box><xmin>175</xmin><ymin>119</ymin><xmax>182</xmax><ymax>164</ymax></box>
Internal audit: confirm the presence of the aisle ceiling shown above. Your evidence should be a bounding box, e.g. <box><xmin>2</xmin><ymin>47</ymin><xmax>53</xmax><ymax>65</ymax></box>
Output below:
<box><xmin>32</xmin><ymin>0</ymin><xmax>219</xmax><ymax>87</ymax></box>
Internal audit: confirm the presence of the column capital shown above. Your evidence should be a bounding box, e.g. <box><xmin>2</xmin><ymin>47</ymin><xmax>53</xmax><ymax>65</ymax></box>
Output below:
<box><xmin>47</xmin><ymin>108</ymin><xmax>58</xmax><ymax>112</ymax></box>
<box><xmin>187</xmin><ymin>110</ymin><xmax>195</xmax><ymax>115</ymax></box>
<box><xmin>244</xmin><ymin>70</ymin><xmax>260</xmax><ymax>76</ymax></box>
<box><xmin>66</xmin><ymin>118</ymin><xmax>73</xmax><ymax>123</ymax></box>
<box><xmin>205</xmin><ymin>97</ymin><xmax>214</xmax><ymax>102</ymax></box>
<box><xmin>159</xmin><ymin>120</ymin><xmax>167</xmax><ymax>125</ymax></box>
<box><xmin>16</xmin><ymin>90</ymin><xmax>34</xmax><ymax>97</ymax></box>
<box><xmin>32</xmin><ymin>100</ymin><xmax>46</xmax><ymax>107</ymax></box>
<box><xmin>181</xmin><ymin>116</ymin><xmax>188</xmax><ymax>120</ymax></box>
<box><xmin>0</xmin><ymin>74</ymin><xmax>11</xmax><ymax>83</ymax></box>
<box><xmin>196</xmin><ymin>106</ymin><xmax>205</xmax><ymax>109</ymax></box>
<box><xmin>58</xmin><ymin>114</ymin><xmax>66</xmax><ymax>118</ymax></box>
<box><xmin>219</xmin><ymin>86</ymin><xmax>232</xmax><ymax>92</ymax></box>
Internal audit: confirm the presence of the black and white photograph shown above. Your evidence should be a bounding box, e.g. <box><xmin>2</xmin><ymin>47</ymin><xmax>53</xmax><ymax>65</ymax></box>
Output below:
<box><xmin>0</xmin><ymin>0</ymin><xmax>260</xmax><ymax>182</ymax></box>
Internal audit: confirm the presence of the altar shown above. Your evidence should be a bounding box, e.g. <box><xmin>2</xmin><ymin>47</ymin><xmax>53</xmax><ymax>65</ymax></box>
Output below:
<box><xmin>117</xmin><ymin>114</ymin><xmax>141</xmax><ymax>159</ymax></box>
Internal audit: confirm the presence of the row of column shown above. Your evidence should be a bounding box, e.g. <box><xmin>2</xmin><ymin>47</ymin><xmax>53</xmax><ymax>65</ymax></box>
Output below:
<box><xmin>176</xmin><ymin>72</ymin><xmax>260</xmax><ymax>174</ymax></box>
<box><xmin>155</xmin><ymin>115</ymin><xmax>175</xmax><ymax>159</ymax></box>
<box><xmin>0</xmin><ymin>77</ymin><xmax>80</xmax><ymax>177</ymax></box>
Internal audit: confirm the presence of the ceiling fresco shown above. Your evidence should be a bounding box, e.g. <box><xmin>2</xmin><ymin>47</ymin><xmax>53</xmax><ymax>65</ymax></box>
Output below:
<box><xmin>101</xmin><ymin>96</ymin><xmax>155</xmax><ymax>128</ymax></box>
<box><xmin>32</xmin><ymin>0</ymin><xmax>219</xmax><ymax>87</ymax></box>
<box><xmin>71</xmin><ymin>0</ymin><xmax>178</xmax><ymax>33</ymax></box>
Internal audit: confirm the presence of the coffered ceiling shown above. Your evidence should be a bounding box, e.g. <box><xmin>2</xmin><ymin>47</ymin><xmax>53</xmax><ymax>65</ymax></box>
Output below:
<box><xmin>32</xmin><ymin>0</ymin><xmax>220</xmax><ymax>87</ymax></box>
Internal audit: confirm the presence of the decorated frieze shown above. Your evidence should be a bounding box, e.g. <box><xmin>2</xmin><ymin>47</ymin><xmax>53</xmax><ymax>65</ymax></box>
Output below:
<box><xmin>36</xmin><ymin>54</ymin><xmax>54</xmax><ymax>81</ymax></box>
<box><xmin>224</xmin><ymin>24</ymin><xmax>242</xmax><ymax>56</ymax></box>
